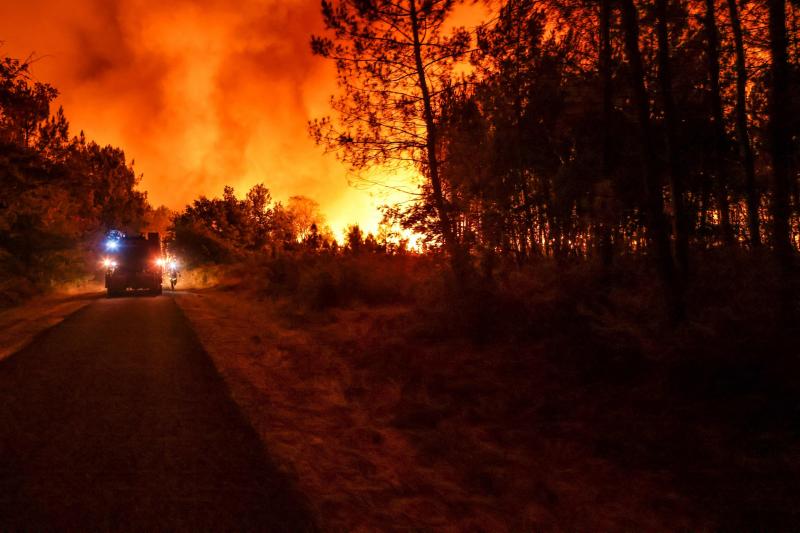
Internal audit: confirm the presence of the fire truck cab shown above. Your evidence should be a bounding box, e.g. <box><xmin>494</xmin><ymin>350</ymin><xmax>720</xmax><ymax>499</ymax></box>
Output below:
<box><xmin>103</xmin><ymin>232</ymin><xmax>164</xmax><ymax>297</ymax></box>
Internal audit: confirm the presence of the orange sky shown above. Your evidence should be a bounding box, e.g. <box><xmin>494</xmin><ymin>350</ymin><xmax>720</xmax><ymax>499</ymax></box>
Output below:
<box><xmin>0</xmin><ymin>0</ymin><xmax>486</xmax><ymax>236</ymax></box>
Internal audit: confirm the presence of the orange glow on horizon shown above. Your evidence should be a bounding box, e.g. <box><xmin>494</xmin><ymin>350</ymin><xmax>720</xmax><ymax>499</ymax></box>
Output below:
<box><xmin>0</xmin><ymin>0</ymin><xmax>487</xmax><ymax>236</ymax></box>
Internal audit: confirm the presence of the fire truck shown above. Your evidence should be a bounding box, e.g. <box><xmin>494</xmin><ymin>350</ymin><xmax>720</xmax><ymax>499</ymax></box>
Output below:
<box><xmin>103</xmin><ymin>232</ymin><xmax>164</xmax><ymax>297</ymax></box>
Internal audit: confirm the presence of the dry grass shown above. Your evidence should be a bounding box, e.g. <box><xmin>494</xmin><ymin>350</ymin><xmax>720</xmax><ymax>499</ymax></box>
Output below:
<box><xmin>174</xmin><ymin>251</ymin><xmax>800</xmax><ymax>531</ymax></box>
<box><xmin>175</xmin><ymin>294</ymin><xmax>682</xmax><ymax>531</ymax></box>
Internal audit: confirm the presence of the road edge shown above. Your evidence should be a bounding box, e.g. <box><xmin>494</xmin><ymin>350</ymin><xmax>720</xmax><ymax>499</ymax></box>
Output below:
<box><xmin>0</xmin><ymin>291</ymin><xmax>104</xmax><ymax>362</ymax></box>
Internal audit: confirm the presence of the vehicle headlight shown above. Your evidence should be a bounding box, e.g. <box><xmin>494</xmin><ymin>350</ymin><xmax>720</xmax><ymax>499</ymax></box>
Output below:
<box><xmin>168</xmin><ymin>261</ymin><xmax>178</xmax><ymax>270</ymax></box>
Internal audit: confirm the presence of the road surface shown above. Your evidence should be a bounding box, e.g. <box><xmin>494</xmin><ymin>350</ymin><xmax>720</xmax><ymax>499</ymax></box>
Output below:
<box><xmin>0</xmin><ymin>295</ymin><xmax>316</xmax><ymax>531</ymax></box>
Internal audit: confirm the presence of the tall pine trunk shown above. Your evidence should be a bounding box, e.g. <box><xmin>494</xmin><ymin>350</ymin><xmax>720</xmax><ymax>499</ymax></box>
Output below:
<box><xmin>620</xmin><ymin>0</ymin><xmax>681</xmax><ymax>316</ymax></box>
<box><xmin>704</xmin><ymin>0</ymin><xmax>734</xmax><ymax>245</ymax></box>
<box><xmin>655</xmin><ymin>0</ymin><xmax>689</xmax><ymax>277</ymax></box>
<box><xmin>726</xmin><ymin>0</ymin><xmax>760</xmax><ymax>246</ymax></box>
<box><xmin>768</xmin><ymin>0</ymin><xmax>792</xmax><ymax>269</ymax></box>
<box><xmin>597</xmin><ymin>0</ymin><xmax>615</xmax><ymax>267</ymax></box>
<box><xmin>408</xmin><ymin>0</ymin><xmax>462</xmax><ymax>273</ymax></box>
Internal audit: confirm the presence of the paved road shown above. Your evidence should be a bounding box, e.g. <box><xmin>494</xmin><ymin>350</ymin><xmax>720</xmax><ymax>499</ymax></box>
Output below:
<box><xmin>0</xmin><ymin>295</ymin><xmax>316</xmax><ymax>531</ymax></box>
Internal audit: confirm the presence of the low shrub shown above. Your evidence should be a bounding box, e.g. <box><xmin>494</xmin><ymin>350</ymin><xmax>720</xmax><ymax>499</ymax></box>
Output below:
<box><xmin>204</xmin><ymin>247</ymin><xmax>796</xmax><ymax>360</ymax></box>
<box><xmin>255</xmin><ymin>252</ymin><xmax>435</xmax><ymax>310</ymax></box>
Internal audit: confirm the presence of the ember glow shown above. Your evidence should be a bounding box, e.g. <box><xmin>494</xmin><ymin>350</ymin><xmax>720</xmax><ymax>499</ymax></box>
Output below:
<box><xmin>0</xmin><ymin>0</ymin><xmax>468</xmax><ymax>234</ymax></box>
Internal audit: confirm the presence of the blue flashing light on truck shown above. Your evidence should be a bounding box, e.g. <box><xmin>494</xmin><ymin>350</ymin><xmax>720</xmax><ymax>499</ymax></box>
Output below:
<box><xmin>102</xmin><ymin>232</ymin><xmax>164</xmax><ymax>297</ymax></box>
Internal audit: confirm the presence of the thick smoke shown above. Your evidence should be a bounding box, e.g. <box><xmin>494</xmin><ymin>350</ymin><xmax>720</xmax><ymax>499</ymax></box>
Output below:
<box><xmin>1</xmin><ymin>0</ymin><xmax>403</xmax><ymax>234</ymax></box>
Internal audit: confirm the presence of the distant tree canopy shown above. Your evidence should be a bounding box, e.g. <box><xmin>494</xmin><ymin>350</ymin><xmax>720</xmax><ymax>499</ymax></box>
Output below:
<box><xmin>169</xmin><ymin>185</ymin><xmax>341</xmax><ymax>266</ymax></box>
<box><xmin>313</xmin><ymin>0</ymin><xmax>800</xmax><ymax>315</ymax></box>
<box><xmin>287</xmin><ymin>195</ymin><xmax>327</xmax><ymax>242</ymax></box>
<box><xmin>143</xmin><ymin>205</ymin><xmax>175</xmax><ymax>237</ymax></box>
<box><xmin>169</xmin><ymin>184</ymin><xmax>402</xmax><ymax>265</ymax></box>
<box><xmin>170</xmin><ymin>185</ymin><xmax>272</xmax><ymax>265</ymax></box>
<box><xmin>0</xmin><ymin>54</ymin><xmax>151</xmax><ymax>300</ymax></box>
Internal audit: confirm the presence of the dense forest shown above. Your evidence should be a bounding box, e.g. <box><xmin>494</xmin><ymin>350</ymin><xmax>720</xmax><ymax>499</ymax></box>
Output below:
<box><xmin>0</xmin><ymin>55</ymin><xmax>156</xmax><ymax>304</ymax></box>
<box><xmin>310</xmin><ymin>0</ymin><xmax>800</xmax><ymax>321</ymax></box>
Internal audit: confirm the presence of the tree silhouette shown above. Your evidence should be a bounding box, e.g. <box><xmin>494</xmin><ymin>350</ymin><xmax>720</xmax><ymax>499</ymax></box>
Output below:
<box><xmin>288</xmin><ymin>195</ymin><xmax>326</xmax><ymax>242</ymax></box>
<box><xmin>310</xmin><ymin>0</ymin><xmax>471</xmax><ymax>267</ymax></box>
<box><xmin>768</xmin><ymin>0</ymin><xmax>792</xmax><ymax>270</ymax></box>
<box><xmin>726</xmin><ymin>0</ymin><xmax>760</xmax><ymax>247</ymax></box>
<box><xmin>0</xmin><ymin>53</ymin><xmax>149</xmax><ymax>295</ymax></box>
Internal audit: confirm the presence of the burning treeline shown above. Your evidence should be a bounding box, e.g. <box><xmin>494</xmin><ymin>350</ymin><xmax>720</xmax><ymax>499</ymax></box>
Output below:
<box><xmin>2</xmin><ymin>0</ymin><xmax>799</xmax><ymax>318</ymax></box>
<box><xmin>310</xmin><ymin>0</ymin><xmax>799</xmax><ymax>315</ymax></box>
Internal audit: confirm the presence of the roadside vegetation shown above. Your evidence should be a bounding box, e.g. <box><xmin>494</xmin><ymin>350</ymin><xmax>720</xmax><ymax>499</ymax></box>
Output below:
<box><xmin>0</xmin><ymin>54</ymin><xmax>168</xmax><ymax>307</ymax></box>
<box><xmin>176</xmin><ymin>246</ymin><xmax>799</xmax><ymax>530</ymax></box>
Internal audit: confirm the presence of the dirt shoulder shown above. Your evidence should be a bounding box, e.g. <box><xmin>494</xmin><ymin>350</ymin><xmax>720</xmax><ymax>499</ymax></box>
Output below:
<box><xmin>0</xmin><ymin>285</ymin><xmax>104</xmax><ymax>361</ymax></box>
<box><xmin>175</xmin><ymin>287</ymin><xmax>712</xmax><ymax>531</ymax></box>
